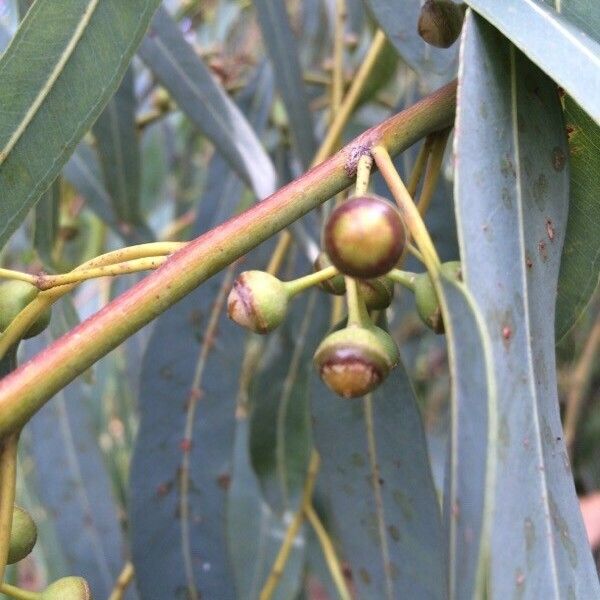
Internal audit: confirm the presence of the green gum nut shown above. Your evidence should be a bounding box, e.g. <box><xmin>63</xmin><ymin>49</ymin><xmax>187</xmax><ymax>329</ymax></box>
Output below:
<box><xmin>313</xmin><ymin>325</ymin><xmax>399</xmax><ymax>399</ymax></box>
<box><xmin>7</xmin><ymin>505</ymin><xmax>37</xmax><ymax>564</ymax></box>
<box><xmin>41</xmin><ymin>577</ymin><xmax>92</xmax><ymax>600</ymax></box>
<box><xmin>359</xmin><ymin>276</ymin><xmax>395</xmax><ymax>310</ymax></box>
<box><xmin>227</xmin><ymin>270</ymin><xmax>289</xmax><ymax>334</ymax></box>
<box><xmin>414</xmin><ymin>261</ymin><xmax>462</xmax><ymax>334</ymax></box>
<box><xmin>313</xmin><ymin>252</ymin><xmax>346</xmax><ymax>296</ymax></box>
<box><xmin>0</xmin><ymin>280</ymin><xmax>52</xmax><ymax>338</ymax></box>
<box><xmin>324</xmin><ymin>195</ymin><xmax>406</xmax><ymax>279</ymax></box>
<box><xmin>418</xmin><ymin>0</ymin><xmax>467</xmax><ymax>49</ymax></box>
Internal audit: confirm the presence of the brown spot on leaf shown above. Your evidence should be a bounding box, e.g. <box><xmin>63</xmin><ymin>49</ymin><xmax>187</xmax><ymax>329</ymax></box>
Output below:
<box><xmin>545</xmin><ymin>218</ymin><xmax>555</xmax><ymax>242</ymax></box>
<box><xmin>538</xmin><ymin>240</ymin><xmax>548</xmax><ymax>262</ymax></box>
<box><xmin>552</xmin><ymin>147</ymin><xmax>566</xmax><ymax>171</ymax></box>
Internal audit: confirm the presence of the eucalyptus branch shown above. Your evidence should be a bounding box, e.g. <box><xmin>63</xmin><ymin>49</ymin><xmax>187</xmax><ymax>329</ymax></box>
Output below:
<box><xmin>0</xmin><ymin>81</ymin><xmax>456</xmax><ymax>438</ymax></box>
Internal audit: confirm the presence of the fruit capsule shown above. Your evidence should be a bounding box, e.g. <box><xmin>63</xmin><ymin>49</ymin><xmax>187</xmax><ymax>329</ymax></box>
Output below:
<box><xmin>418</xmin><ymin>0</ymin><xmax>466</xmax><ymax>49</ymax></box>
<box><xmin>41</xmin><ymin>577</ymin><xmax>92</xmax><ymax>600</ymax></box>
<box><xmin>0</xmin><ymin>280</ymin><xmax>52</xmax><ymax>338</ymax></box>
<box><xmin>227</xmin><ymin>270</ymin><xmax>288</xmax><ymax>334</ymax></box>
<box><xmin>7</xmin><ymin>505</ymin><xmax>37</xmax><ymax>564</ymax></box>
<box><xmin>324</xmin><ymin>195</ymin><xmax>405</xmax><ymax>279</ymax></box>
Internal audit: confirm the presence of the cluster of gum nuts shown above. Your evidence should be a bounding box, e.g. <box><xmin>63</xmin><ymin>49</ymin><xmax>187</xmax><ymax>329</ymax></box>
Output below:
<box><xmin>228</xmin><ymin>194</ymin><xmax>461</xmax><ymax>399</ymax></box>
<box><xmin>4</xmin><ymin>505</ymin><xmax>91</xmax><ymax>599</ymax></box>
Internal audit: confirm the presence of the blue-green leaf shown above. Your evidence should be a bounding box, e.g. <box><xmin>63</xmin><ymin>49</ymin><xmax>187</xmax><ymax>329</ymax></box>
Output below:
<box><xmin>454</xmin><ymin>12</ymin><xmax>599</xmax><ymax>596</ymax></box>
<box><xmin>138</xmin><ymin>7</ymin><xmax>277</xmax><ymax>199</ymax></box>
<box><xmin>253</xmin><ymin>0</ymin><xmax>317</xmax><ymax>168</ymax></box>
<box><xmin>311</xmin><ymin>355</ymin><xmax>446</xmax><ymax>599</ymax></box>
<box><xmin>465</xmin><ymin>0</ymin><xmax>600</xmax><ymax>123</ymax></box>
<box><xmin>0</xmin><ymin>0</ymin><xmax>161</xmax><ymax>249</ymax></box>
<box><xmin>33</xmin><ymin>177</ymin><xmax>60</xmax><ymax>271</ymax></box>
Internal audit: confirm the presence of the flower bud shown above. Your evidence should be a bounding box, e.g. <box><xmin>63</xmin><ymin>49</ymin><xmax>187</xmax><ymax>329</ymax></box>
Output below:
<box><xmin>314</xmin><ymin>325</ymin><xmax>399</xmax><ymax>398</ymax></box>
<box><xmin>7</xmin><ymin>505</ymin><xmax>37</xmax><ymax>564</ymax></box>
<box><xmin>324</xmin><ymin>195</ymin><xmax>405</xmax><ymax>279</ymax></box>
<box><xmin>227</xmin><ymin>270</ymin><xmax>288</xmax><ymax>334</ymax></box>
<box><xmin>41</xmin><ymin>577</ymin><xmax>92</xmax><ymax>600</ymax></box>
<box><xmin>418</xmin><ymin>0</ymin><xmax>466</xmax><ymax>49</ymax></box>
<box><xmin>414</xmin><ymin>261</ymin><xmax>462</xmax><ymax>334</ymax></box>
<box><xmin>313</xmin><ymin>252</ymin><xmax>346</xmax><ymax>296</ymax></box>
<box><xmin>359</xmin><ymin>276</ymin><xmax>395</xmax><ymax>310</ymax></box>
<box><xmin>0</xmin><ymin>280</ymin><xmax>52</xmax><ymax>338</ymax></box>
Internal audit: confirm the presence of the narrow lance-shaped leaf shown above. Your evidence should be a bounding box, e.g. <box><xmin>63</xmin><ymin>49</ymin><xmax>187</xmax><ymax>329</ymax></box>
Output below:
<box><xmin>464</xmin><ymin>0</ymin><xmax>600</xmax><ymax>123</ymax></box>
<box><xmin>138</xmin><ymin>6</ymin><xmax>277</xmax><ymax>200</ymax></box>
<box><xmin>93</xmin><ymin>66</ymin><xmax>150</xmax><ymax>236</ymax></box>
<box><xmin>253</xmin><ymin>0</ymin><xmax>317</xmax><ymax>168</ymax></box>
<box><xmin>33</xmin><ymin>177</ymin><xmax>60</xmax><ymax>271</ymax></box>
<box><xmin>311</xmin><ymin>349</ymin><xmax>447</xmax><ymax>600</ymax></box>
<box><xmin>454</xmin><ymin>13</ymin><xmax>599</xmax><ymax>596</ymax></box>
<box><xmin>0</xmin><ymin>0</ymin><xmax>162</xmax><ymax>250</ymax></box>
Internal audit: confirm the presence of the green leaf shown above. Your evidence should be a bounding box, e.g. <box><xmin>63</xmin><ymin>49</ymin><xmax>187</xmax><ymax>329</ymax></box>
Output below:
<box><xmin>438</xmin><ymin>275</ymin><xmax>496</xmax><ymax>599</ymax></box>
<box><xmin>93</xmin><ymin>66</ymin><xmax>149</xmax><ymax>233</ymax></box>
<box><xmin>454</xmin><ymin>12</ymin><xmax>599</xmax><ymax>596</ymax></box>
<box><xmin>556</xmin><ymin>97</ymin><xmax>600</xmax><ymax>339</ymax></box>
<box><xmin>464</xmin><ymin>0</ymin><xmax>600</xmax><ymax>123</ymax></box>
<box><xmin>253</xmin><ymin>0</ymin><xmax>317</xmax><ymax>168</ymax></box>
<box><xmin>0</xmin><ymin>0</ymin><xmax>161</xmax><ymax>250</ymax></box>
<box><xmin>138</xmin><ymin>6</ymin><xmax>277</xmax><ymax>199</ymax></box>
<box><xmin>311</xmin><ymin>354</ymin><xmax>447</xmax><ymax>599</ymax></box>
<box><xmin>33</xmin><ymin>177</ymin><xmax>60</xmax><ymax>271</ymax></box>
<box><xmin>363</xmin><ymin>0</ymin><xmax>459</xmax><ymax>76</ymax></box>
<box><xmin>249</xmin><ymin>289</ymin><xmax>318</xmax><ymax>513</ymax></box>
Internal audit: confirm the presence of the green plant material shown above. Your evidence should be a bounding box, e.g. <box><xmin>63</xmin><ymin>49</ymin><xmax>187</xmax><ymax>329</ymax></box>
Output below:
<box><xmin>138</xmin><ymin>6</ymin><xmax>277</xmax><ymax>199</ymax></box>
<box><xmin>253</xmin><ymin>0</ymin><xmax>316</xmax><ymax>167</ymax></box>
<box><xmin>7</xmin><ymin>505</ymin><xmax>37</xmax><ymax>564</ymax></box>
<box><xmin>227</xmin><ymin>271</ymin><xmax>289</xmax><ymax>334</ymax></box>
<box><xmin>454</xmin><ymin>13</ymin><xmax>599</xmax><ymax>596</ymax></box>
<box><xmin>311</xmin><ymin>362</ymin><xmax>447</xmax><ymax>599</ymax></box>
<box><xmin>0</xmin><ymin>281</ymin><xmax>51</xmax><ymax>339</ymax></box>
<box><xmin>33</xmin><ymin>179</ymin><xmax>60</xmax><ymax>271</ymax></box>
<box><xmin>0</xmin><ymin>0</ymin><xmax>162</xmax><ymax>250</ymax></box>
<box><xmin>313</xmin><ymin>324</ymin><xmax>398</xmax><ymax>398</ymax></box>
<box><xmin>324</xmin><ymin>195</ymin><xmax>405</xmax><ymax>278</ymax></box>
<box><xmin>359</xmin><ymin>276</ymin><xmax>395</xmax><ymax>310</ymax></box>
<box><xmin>356</xmin><ymin>37</ymin><xmax>399</xmax><ymax>107</ymax></box>
<box><xmin>555</xmin><ymin>96</ymin><xmax>600</xmax><ymax>339</ymax></box>
<box><xmin>418</xmin><ymin>0</ymin><xmax>467</xmax><ymax>48</ymax></box>
<box><xmin>313</xmin><ymin>252</ymin><xmax>346</xmax><ymax>296</ymax></box>
<box><xmin>364</xmin><ymin>0</ymin><xmax>459</xmax><ymax>76</ymax></box>
<box><xmin>464</xmin><ymin>0</ymin><xmax>600</xmax><ymax>123</ymax></box>
<box><xmin>414</xmin><ymin>261</ymin><xmax>462</xmax><ymax>333</ymax></box>
<box><xmin>92</xmin><ymin>66</ymin><xmax>149</xmax><ymax>235</ymax></box>
<box><xmin>41</xmin><ymin>577</ymin><xmax>91</xmax><ymax>600</ymax></box>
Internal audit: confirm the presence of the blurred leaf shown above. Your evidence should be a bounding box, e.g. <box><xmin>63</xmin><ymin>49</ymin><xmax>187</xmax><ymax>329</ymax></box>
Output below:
<box><xmin>0</xmin><ymin>0</ymin><xmax>161</xmax><ymax>250</ymax></box>
<box><xmin>439</xmin><ymin>275</ymin><xmax>496</xmax><ymax>599</ymax></box>
<box><xmin>33</xmin><ymin>177</ymin><xmax>60</xmax><ymax>271</ymax></box>
<box><xmin>465</xmin><ymin>0</ymin><xmax>600</xmax><ymax>123</ymax></box>
<box><xmin>253</xmin><ymin>0</ymin><xmax>317</xmax><ymax>168</ymax></box>
<box><xmin>22</xmin><ymin>302</ymin><xmax>133</xmax><ymax>599</ymax></box>
<box><xmin>228</xmin><ymin>406</ymin><xmax>305</xmax><ymax>600</ymax></box>
<box><xmin>454</xmin><ymin>13</ymin><xmax>599</xmax><ymax>596</ymax></box>
<box><xmin>138</xmin><ymin>6</ymin><xmax>277</xmax><ymax>200</ymax></box>
<box><xmin>357</xmin><ymin>37</ymin><xmax>399</xmax><ymax>107</ymax></box>
<box><xmin>249</xmin><ymin>288</ymin><xmax>318</xmax><ymax>513</ymax></box>
<box><xmin>363</xmin><ymin>0</ymin><xmax>459</xmax><ymax>76</ymax></box>
<box><xmin>63</xmin><ymin>141</ymin><xmax>152</xmax><ymax>244</ymax></box>
<box><xmin>555</xmin><ymin>97</ymin><xmax>600</xmax><ymax>339</ymax></box>
<box><xmin>311</xmin><ymin>356</ymin><xmax>447</xmax><ymax>599</ymax></box>
<box><xmin>93</xmin><ymin>66</ymin><xmax>149</xmax><ymax>235</ymax></box>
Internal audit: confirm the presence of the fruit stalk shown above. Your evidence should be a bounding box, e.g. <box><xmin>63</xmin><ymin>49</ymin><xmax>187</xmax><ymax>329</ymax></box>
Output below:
<box><xmin>0</xmin><ymin>433</ymin><xmax>18</xmax><ymax>584</ymax></box>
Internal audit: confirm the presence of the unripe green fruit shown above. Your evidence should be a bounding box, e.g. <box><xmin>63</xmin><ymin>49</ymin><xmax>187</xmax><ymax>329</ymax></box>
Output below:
<box><xmin>324</xmin><ymin>195</ymin><xmax>406</xmax><ymax>279</ymax></box>
<box><xmin>227</xmin><ymin>270</ymin><xmax>288</xmax><ymax>334</ymax></box>
<box><xmin>314</xmin><ymin>325</ymin><xmax>399</xmax><ymax>398</ymax></box>
<box><xmin>0</xmin><ymin>280</ymin><xmax>52</xmax><ymax>338</ymax></box>
<box><xmin>359</xmin><ymin>276</ymin><xmax>395</xmax><ymax>310</ymax></box>
<box><xmin>414</xmin><ymin>261</ymin><xmax>462</xmax><ymax>334</ymax></box>
<box><xmin>313</xmin><ymin>252</ymin><xmax>346</xmax><ymax>296</ymax></box>
<box><xmin>7</xmin><ymin>505</ymin><xmax>37</xmax><ymax>564</ymax></box>
<box><xmin>418</xmin><ymin>0</ymin><xmax>466</xmax><ymax>49</ymax></box>
<box><xmin>41</xmin><ymin>577</ymin><xmax>92</xmax><ymax>600</ymax></box>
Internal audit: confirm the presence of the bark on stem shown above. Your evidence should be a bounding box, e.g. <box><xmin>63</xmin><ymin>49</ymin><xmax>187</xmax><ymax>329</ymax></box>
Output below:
<box><xmin>0</xmin><ymin>80</ymin><xmax>456</xmax><ymax>438</ymax></box>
